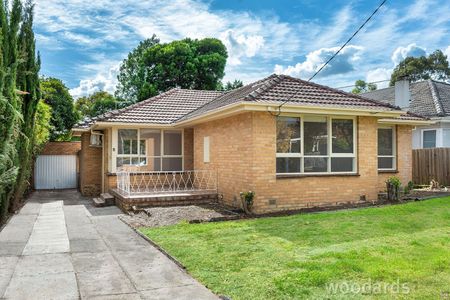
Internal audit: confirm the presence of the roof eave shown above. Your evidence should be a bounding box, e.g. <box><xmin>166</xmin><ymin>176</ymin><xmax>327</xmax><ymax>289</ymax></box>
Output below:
<box><xmin>377</xmin><ymin>118</ymin><xmax>435</xmax><ymax>125</ymax></box>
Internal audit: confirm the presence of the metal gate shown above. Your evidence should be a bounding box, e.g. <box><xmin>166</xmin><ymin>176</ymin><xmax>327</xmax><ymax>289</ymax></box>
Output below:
<box><xmin>34</xmin><ymin>155</ymin><xmax>77</xmax><ymax>189</ymax></box>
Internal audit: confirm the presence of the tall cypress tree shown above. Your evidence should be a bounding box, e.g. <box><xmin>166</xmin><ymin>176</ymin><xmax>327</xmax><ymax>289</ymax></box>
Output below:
<box><xmin>13</xmin><ymin>0</ymin><xmax>40</xmax><ymax>206</ymax></box>
<box><xmin>0</xmin><ymin>0</ymin><xmax>23</xmax><ymax>221</ymax></box>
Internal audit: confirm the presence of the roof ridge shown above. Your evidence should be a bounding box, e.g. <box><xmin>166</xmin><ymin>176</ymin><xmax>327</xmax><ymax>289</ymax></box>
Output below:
<box><xmin>96</xmin><ymin>88</ymin><xmax>180</xmax><ymax>122</ymax></box>
<box><xmin>278</xmin><ymin>74</ymin><xmax>400</xmax><ymax>110</ymax></box>
<box><xmin>427</xmin><ymin>80</ymin><xmax>445</xmax><ymax>116</ymax></box>
<box><xmin>245</xmin><ymin>74</ymin><xmax>283</xmax><ymax>101</ymax></box>
<box><xmin>175</xmin><ymin>74</ymin><xmax>279</xmax><ymax>122</ymax></box>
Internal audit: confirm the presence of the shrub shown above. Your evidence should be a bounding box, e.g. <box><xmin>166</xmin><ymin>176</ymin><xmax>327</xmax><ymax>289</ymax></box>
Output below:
<box><xmin>386</xmin><ymin>176</ymin><xmax>401</xmax><ymax>202</ymax></box>
<box><xmin>240</xmin><ymin>191</ymin><xmax>255</xmax><ymax>214</ymax></box>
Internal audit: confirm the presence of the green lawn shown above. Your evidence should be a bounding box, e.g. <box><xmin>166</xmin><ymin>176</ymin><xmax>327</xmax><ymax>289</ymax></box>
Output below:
<box><xmin>141</xmin><ymin>198</ymin><xmax>450</xmax><ymax>299</ymax></box>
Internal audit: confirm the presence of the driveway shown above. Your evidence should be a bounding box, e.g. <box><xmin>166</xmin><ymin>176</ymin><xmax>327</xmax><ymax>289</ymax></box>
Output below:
<box><xmin>0</xmin><ymin>190</ymin><xmax>217</xmax><ymax>300</ymax></box>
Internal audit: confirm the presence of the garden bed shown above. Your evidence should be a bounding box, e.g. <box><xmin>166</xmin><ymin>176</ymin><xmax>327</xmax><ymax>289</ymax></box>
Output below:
<box><xmin>119</xmin><ymin>203</ymin><xmax>241</xmax><ymax>228</ymax></box>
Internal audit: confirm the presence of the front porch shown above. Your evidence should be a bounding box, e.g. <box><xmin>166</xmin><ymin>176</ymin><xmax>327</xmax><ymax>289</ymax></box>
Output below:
<box><xmin>110</xmin><ymin>170</ymin><xmax>219</xmax><ymax>210</ymax></box>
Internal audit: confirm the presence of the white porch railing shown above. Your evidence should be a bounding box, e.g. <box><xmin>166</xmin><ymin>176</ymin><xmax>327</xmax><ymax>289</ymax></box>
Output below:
<box><xmin>116</xmin><ymin>170</ymin><xmax>218</xmax><ymax>196</ymax></box>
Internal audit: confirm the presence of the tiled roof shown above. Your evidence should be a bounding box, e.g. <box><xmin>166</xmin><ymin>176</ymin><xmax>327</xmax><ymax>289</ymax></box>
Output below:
<box><xmin>362</xmin><ymin>80</ymin><xmax>450</xmax><ymax>117</ymax></box>
<box><xmin>74</xmin><ymin>74</ymin><xmax>420</xmax><ymax>130</ymax></box>
<box><xmin>180</xmin><ymin>74</ymin><xmax>400</xmax><ymax>121</ymax></box>
<box><xmin>73</xmin><ymin>88</ymin><xmax>223</xmax><ymax>129</ymax></box>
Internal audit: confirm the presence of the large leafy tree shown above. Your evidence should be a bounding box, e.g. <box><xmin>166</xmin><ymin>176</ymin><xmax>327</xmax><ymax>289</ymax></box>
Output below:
<box><xmin>75</xmin><ymin>91</ymin><xmax>118</xmax><ymax>118</ymax></box>
<box><xmin>115</xmin><ymin>37</ymin><xmax>228</xmax><ymax>103</ymax></box>
<box><xmin>351</xmin><ymin>79</ymin><xmax>377</xmax><ymax>94</ymax></box>
<box><xmin>115</xmin><ymin>35</ymin><xmax>160</xmax><ymax>102</ymax></box>
<box><xmin>390</xmin><ymin>50</ymin><xmax>450</xmax><ymax>86</ymax></box>
<box><xmin>41</xmin><ymin>77</ymin><xmax>79</xmax><ymax>140</ymax></box>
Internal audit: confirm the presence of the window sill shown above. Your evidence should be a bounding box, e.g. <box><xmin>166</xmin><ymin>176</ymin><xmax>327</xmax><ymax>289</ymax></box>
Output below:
<box><xmin>276</xmin><ymin>173</ymin><xmax>360</xmax><ymax>179</ymax></box>
<box><xmin>378</xmin><ymin>170</ymin><xmax>398</xmax><ymax>174</ymax></box>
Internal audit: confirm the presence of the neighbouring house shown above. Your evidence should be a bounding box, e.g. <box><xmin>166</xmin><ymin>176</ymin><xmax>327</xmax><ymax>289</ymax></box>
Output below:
<box><xmin>362</xmin><ymin>79</ymin><xmax>450</xmax><ymax>149</ymax></box>
<box><xmin>72</xmin><ymin>74</ymin><xmax>431</xmax><ymax>213</ymax></box>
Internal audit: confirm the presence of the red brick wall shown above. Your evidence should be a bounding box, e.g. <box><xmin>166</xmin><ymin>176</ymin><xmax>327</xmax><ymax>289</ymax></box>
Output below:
<box><xmin>40</xmin><ymin>142</ymin><xmax>81</xmax><ymax>155</ymax></box>
<box><xmin>79</xmin><ymin>132</ymin><xmax>102</xmax><ymax>196</ymax></box>
<box><xmin>193</xmin><ymin>112</ymin><xmax>413</xmax><ymax>213</ymax></box>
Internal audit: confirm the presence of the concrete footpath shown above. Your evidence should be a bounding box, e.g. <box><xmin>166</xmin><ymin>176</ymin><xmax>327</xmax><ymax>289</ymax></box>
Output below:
<box><xmin>0</xmin><ymin>190</ymin><xmax>217</xmax><ymax>300</ymax></box>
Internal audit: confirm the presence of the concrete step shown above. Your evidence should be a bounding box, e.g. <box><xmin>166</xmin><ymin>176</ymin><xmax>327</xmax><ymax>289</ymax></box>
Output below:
<box><xmin>100</xmin><ymin>193</ymin><xmax>115</xmax><ymax>206</ymax></box>
<box><xmin>93</xmin><ymin>197</ymin><xmax>106</xmax><ymax>207</ymax></box>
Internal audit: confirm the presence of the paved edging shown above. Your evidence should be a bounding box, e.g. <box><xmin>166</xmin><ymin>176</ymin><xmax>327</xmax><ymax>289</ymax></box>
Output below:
<box><xmin>118</xmin><ymin>216</ymin><xmax>188</xmax><ymax>270</ymax></box>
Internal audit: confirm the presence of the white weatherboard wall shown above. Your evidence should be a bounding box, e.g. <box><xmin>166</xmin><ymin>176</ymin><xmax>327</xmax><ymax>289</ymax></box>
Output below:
<box><xmin>35</xmin><ymin>155</ymin><xmax>77</xmax><ymax>189</ymax></box>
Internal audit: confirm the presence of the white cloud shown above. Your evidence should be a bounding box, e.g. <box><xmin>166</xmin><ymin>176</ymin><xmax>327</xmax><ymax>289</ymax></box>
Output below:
<box><xmin>70</xmin><ymin>63</ymin><xmax>119</xmax><ymax>99</ymax></box>
<box><xmin>391</xmin><ymin>43</ymin><xmax>426</xmax><ymax>65</ymax></box>
<box><xmin>274</xmin><ymin>45</ymin><xmax>363</xmax><ymax>79</ymax></box>
<box><xmin>444</xmin><ymin>46</ymin><xmax>450</xmax><ymax>62</ymax></box>
<box><xmin>220</xmin><ymin>30</ymin><xmax>264</xmax><ymax>65</ymax></box>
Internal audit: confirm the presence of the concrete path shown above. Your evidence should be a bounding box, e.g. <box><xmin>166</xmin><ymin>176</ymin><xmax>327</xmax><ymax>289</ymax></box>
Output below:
<box><xmin>0</xmin><ymin>190</ymin><xmax>217</xmax><ymax>300</ymax></box>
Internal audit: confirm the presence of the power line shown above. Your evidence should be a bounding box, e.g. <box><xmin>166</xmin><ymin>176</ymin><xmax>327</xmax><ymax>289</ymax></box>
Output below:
<box><xmin>308</xmin><ymin>0</ymin><xmax>387</xmax><ymax>81</ymax></box>
<box><xmin>272</xmin><ymin>0</ymin><xmax>388</xmax><ymax>116</ymax></box>
<box><xmin>334</xmin><ymin>79</ymin><xmax>390</xmax><ymax>90</ymax></box>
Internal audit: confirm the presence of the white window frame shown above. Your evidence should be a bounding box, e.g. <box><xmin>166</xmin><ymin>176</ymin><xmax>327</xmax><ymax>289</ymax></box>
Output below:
<box><xmin>377</xmin><ymin>125</ymin><xmax>396</xmax><ymax>171</ymax></box>
<box><xmin>276</xmin><ymin>115</ymin><xmax>357</xmax><ymax>175</ymax></box>
<box><xmin>422</xmin><ymin>129</ymin><xmax>437</xmax><ymax>148</ymax></box>
<box><xmin>113</xmin><ymin>128</ymin><xmax>184</xmax><ymax>172</ymax></box>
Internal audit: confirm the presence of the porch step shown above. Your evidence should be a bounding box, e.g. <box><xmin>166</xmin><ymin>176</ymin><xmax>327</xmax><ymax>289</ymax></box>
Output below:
<box><xmin>110</xmin><ymin>189</ymin><xmax>218</xmax><ymax>212</ymax></box>
<box><xmin>100</xmin><ymin>193</ymin><xmax>115</xmax><ymax>206</ymax></box>
<box><xmin>92</xmin><ymin>197</ymin><xmax>106</xmax><ymax>207</ymax></box>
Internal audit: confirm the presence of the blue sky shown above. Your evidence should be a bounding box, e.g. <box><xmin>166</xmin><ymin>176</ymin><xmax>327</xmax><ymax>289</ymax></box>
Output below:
<box><xmin>34</xmin><ymin>0</ymin><xmax>450</xmax><ymax>98</ymax></box>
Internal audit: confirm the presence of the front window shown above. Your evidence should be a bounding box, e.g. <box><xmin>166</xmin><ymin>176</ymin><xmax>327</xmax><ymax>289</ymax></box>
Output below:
<box><xmin>116</xmin><ymin>129</ymin><xmax>183</xmax><ymax>171</ymax></box>
<box><xmin>378</xmin><ymin>126</ymin><xmax>396</xmax><ymax>170</ymax></box>
<box><xmin>423</xmin><ymin>130</ymin><xmax>436</xmax><ymax>148</ymax></box>
<box><xmin>276</xmin><ymin>116</ymin><xmax>356</xmax><ymax>174</ymax></box>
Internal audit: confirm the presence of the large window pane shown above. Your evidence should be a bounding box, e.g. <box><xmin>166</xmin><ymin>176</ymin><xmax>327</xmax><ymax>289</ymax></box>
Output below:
<box><xmin>423</xmin><ymin>130</ymin><xmax>436</xmax><ymax>148</ymax></box>
<box><xmin>276</xmin><ymin>157</ymin><xmax>301</xmax><ymax>173</ymax></box>
<box><xmin>140</xmin><ymin>129</ymin><xmax>161</xmax><ymax>156</ymax></box>
<box><xmin>304</xmin><ymin>157</ymin><xmax>328</xmax><ymax>173</ymax></box>
<box><xmin>378</xmin><ymin>128</ymin><xmax>393</xmax><ymax>155</ymax></box>
<box><xmin>378</xmin><ymin>157</ymin><xmax>394</xmax><ymax>169</ymax></box>
<box><xmin>162</xmin><ymin>157</ymin><xmax>183</xmax><ymax>171</ymax></box>
<box><xmin>331</xmin><ymin>157</ymin><xmax>354</xmax><ymax>172</ymax></box>
<box><xmin>304</xmin><ymin>116</ymin><xmax>328</xmax><ymax>155</ymax></box>
<box><xmin>332</xmin><ymin>119</ymin><xmax>353</xmax><ymax>153</ymax></box>
<box><xmin>164</xmin><ymin>130</ymin><xmax>182</xmax><ymax>155</ymax></box>
<box><xmin>276</xmin><ymin>117</ymin><xmax>301</xmax><ymax>153</ymax></box>
<box><xmin>118</xmin><ymin>129</ymin><xmax>138</xmax><ymax>155</ymax></box>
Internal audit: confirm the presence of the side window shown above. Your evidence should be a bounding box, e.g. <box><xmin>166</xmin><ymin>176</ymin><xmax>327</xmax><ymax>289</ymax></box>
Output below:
<box><xmin>423</xmin><ymin>130</ymin><xmax>436</xmax><ymax>148</ymax></box>
<box><xmin>378</xmin><ymin>127</ymin><xmax>396</xmax><ymax>170</ymax></box>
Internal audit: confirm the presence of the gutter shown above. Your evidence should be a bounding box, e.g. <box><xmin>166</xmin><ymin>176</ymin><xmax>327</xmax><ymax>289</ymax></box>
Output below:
<box><xmin>377</xmin><ymin>118</ymin><xmax>435</xmax><ymax>125</ymax></box>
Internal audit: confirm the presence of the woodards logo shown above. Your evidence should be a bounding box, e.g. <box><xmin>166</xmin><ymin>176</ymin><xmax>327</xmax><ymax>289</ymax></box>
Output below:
<box><xmin>326</xmin><ymin>279</ymin><xmax>410</xmax><ymax>295</ymax></box>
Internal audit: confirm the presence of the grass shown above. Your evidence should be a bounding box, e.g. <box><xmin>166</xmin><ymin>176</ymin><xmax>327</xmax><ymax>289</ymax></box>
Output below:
<box><xmin>140</xmin><ymin>198</ymin><xmax>450</xmax><ymax>299</ymax></box>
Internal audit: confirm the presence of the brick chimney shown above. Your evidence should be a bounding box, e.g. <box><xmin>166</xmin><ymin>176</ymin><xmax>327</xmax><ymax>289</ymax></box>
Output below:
<box><xmin>394</xmin><ymin>77</ymin><xmax>410</xmax><ymax>109</ymax></box>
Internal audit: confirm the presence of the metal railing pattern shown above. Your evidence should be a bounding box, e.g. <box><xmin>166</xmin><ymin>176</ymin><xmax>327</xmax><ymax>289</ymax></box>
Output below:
<box><xmin>116</xmin><ymin>170</ymin><xmax>218</xmax><ymax>195</ymax></box>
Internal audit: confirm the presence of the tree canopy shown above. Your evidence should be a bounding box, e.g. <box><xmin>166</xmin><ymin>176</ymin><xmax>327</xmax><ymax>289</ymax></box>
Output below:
<box><xmin>351</xmin><ymin>80</ymin><xmax>377</xmax><ymax>94</ymax></box>
<box><xmin>75</xmin><ymin>91</ymin><xmax>118</xmax><ymax>118</ymax></box>
<box><xmin>220</xmin><ymin>79</ymin><xmax>244</xmax><ymax>91</ymax></box>
<box><xmin>41</xmin><ymin>77</ymin><xmax>79</xmax><ymax>140</ymax></box>
<box><xmin>115</xmin><ymin>37</ymin><xmax>228</xmax><ymax>103</ymax></box>
<box><xmin>390</xmin><ymin>50</ymin><xmax>450</xmax><ymax>86</ymax></box>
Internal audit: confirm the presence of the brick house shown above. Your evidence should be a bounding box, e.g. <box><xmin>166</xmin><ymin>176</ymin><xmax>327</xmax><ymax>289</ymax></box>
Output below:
<box><xmin>72</xmin><ymin>74</ymin><xmax>431</xmax><ymax>213</ymax></box>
